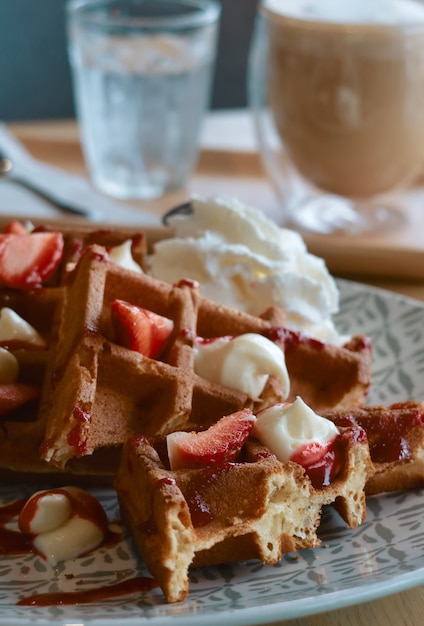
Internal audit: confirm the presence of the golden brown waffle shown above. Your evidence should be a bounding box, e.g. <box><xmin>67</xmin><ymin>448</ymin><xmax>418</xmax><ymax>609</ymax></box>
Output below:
<box><xmin>35</xmin><ymin>243</ymin><xmax>372</xmax><ymax>471</ymax></box>
<box><xmin>114</xmin><ymin>420</ymin><xmax>372</xmax><ymax>603</ymax></box>
<box><xmin>0</xmin><ymin>222</ymin><xmax>147</xmax><ymax>481</ymax></box>
<box><xmin>323</xmin><ymin>401</ymin><xmax>424</xmax><ymax>495</ymax></box>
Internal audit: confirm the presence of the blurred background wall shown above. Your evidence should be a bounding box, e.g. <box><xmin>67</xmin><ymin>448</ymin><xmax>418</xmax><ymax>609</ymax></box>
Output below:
<box><xmin>0</xmin><ymin>0</ymin><xmax>258</xmax><ymax>121</ymax></box>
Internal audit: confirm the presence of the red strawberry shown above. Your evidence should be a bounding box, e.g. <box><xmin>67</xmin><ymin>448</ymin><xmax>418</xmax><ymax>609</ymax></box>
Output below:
<box><xmin>167</xmin><ymin>409</ymin><xmax>256</xmax><ymax>470</ymax></box>
<box><xmin>3</xmin><ymin>221</ymin><xmax>29</xmax><ymax>235</ymax></box>
<box><xmin>0</xmin><ymin>383</ymin><xmax>40</xmax><ymax>417</ymax></box>
<box><xmin>0</xmin><ymin>232</ymin><xmax>64</xmax><ymax>288</ymax></box>
<box><xmin>111</xmin><ymin>299</ymin><xmax>174</xmax><ymax>358</ymax></box>
<box><xmin>291</xmin><ymin>440</ymin><xmax>339</xmax><ymax>489</ymax></box>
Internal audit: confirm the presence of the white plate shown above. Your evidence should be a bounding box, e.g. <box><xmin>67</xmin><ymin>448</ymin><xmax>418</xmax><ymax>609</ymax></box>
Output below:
<box><xmin>2</xmin><ymin>279</ymin><xmax>424</xmax><ymax>626</ymax></box>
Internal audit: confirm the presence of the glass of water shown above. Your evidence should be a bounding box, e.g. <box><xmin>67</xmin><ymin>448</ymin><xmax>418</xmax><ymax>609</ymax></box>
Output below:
<box><xmin>66</xmin><ymin>0</ymin><xmax>221</xmax><ymax>200</ymax></box>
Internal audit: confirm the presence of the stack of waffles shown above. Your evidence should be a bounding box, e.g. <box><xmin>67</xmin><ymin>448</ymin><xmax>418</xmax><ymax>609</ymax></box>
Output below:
<box><xmin>2</xmin><ymin>220</ymin><xmax>423</xmax><ymax>603</ymax></box>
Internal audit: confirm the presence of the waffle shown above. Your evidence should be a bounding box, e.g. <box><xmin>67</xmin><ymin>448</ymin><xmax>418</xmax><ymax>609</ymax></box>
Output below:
<box><xmin>323</xmin><ymin>401</ymin><xmax>424</xmax><ymax>495</ymax></box>
<box><xmin>0</xmin><ymin>222</ymin><xmax>147</xmax><ymax>481</ymax></box>
<box><xmin>30</xmin><ymin>242</ymin><xmax>372</xmax><ymax>472</ymax></box>
<box><xmin>114</xmin><ymin>417</ymin><xmax>372</xmax><ymax>603</ymax></box>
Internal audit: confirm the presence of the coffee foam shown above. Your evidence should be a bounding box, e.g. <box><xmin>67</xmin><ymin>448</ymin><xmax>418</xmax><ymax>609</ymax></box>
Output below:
<box><xmin>263</xmin><ymin>0</ymin><xmax>424</xmax><ymax>25</ymax></box>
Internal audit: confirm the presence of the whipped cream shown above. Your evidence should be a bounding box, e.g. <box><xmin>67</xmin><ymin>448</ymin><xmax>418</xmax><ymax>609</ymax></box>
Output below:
<box><xmin>0</xmin><ymin>308</ymin><xmax>46</xmax><ymax>348</ymax></box>
<box><xmin>18</xmin><ymin>486</ymin><xmax>108</xmax><ymax>566</ymax></box>
<box><xmin>194</xmin><ymin>333</ymin><xmax>290</xmax><ymax>398</ymax></box>
<box><xmin>151</xmin><ymin>196</ymin><xmax>343</xmax><ymax>344</ymax></box>
<box><xmin>108</xmin><ymin>240</ymin><xmax>143</xmax><ymax>274</ymax></box>
<box><xmin>253</xmin><ymin>397</ymin><xmax>339</xmax><ymax>462</ymax></box>
<box><xmin>0</xmin><ymin>347</ymin><xmax>19</xmax><ymax>383</ymax></box>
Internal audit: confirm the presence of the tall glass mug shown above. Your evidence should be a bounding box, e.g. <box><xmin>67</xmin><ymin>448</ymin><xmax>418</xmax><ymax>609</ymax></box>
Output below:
<box><xmin>249</xmin><ymin>0</ymin><xmax>424</xmax><ymax>234</ymax></box>
<box><xmin>67</xmin><ymin>0</ymin><xmax>221</xmax><ymax>200</ymax></box>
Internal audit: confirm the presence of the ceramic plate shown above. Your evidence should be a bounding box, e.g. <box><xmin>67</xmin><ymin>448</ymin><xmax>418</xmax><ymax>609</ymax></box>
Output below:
<box><xmin>2</xmin><ymin>279</ymin><xmax>424</xmax><ymax>626</ymax></box>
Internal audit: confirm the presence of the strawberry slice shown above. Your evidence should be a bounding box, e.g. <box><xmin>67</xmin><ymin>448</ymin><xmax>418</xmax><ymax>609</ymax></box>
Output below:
<box><xmin>167</xmin><ymin>409</ymin><xmax>256</xmax><ymax>470</ymax></box>
<box><xmin>0</xmin><ymin>232</ymin><xmax>64</xmax><ymax>288</ymax></box>
<box><xmin>111</xmin><ymin>299</ymin><xmax>174</xmax><ymax>359</ymax></box>
<box><xmin>3</xmin><ymin>221</ymin><xmax>29</xmax><ymax>235</ymax></box>
<box><xmin>290</xmin><ymin>440</ymin><xmax>339</xmax><ymax>489</ymax></box>
<box><xmin>0</xmin><ymin>383</ymin><xmax>40</xmax><ymax>417</ymax></box>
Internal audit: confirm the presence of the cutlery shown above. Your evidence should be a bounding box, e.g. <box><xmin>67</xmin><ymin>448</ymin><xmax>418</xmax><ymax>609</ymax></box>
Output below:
<box><xmin>0</xmin><ymin>154</ymin><xmax>101</xmax><ymax>220</ymax></box>
<box><xmin>162</xmin><ymin>201</ymin><xmax>193</xmax><ymax>225</ymax></box>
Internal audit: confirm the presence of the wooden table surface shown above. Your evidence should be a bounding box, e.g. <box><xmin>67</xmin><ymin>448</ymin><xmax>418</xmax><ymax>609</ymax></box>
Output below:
<box><xmin>5</xmin><ymin>117</ymin><xmax>424</xmax><ymax>626</ymax></box>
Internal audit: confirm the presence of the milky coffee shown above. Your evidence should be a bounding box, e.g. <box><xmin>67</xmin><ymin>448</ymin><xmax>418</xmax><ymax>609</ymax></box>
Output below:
<box><xmin>263</xmin><ymin>0</ymin><xmax>424</xmax><ymax>198</ymax></box>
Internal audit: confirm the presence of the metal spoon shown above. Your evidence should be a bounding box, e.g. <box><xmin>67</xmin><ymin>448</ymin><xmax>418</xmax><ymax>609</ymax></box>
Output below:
<box><xmin>0</xmin><ymin>155</ymin><xmax>101</xmax><ymax>220</ymax></box>
<box><xmin>162</xmin><ymin>201</ymin><xmax>194</xmax><ymax>226</ymax></box>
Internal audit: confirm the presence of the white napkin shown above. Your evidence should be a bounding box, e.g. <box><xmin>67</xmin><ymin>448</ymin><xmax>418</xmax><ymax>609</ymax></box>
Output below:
<box><xmin>0</xmin><ymin>123</ymin><xmax>161</xmax><ymax>227</ymax></box>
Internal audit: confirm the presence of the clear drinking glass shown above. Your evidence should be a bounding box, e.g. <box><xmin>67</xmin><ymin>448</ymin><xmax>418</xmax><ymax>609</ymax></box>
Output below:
<box><xmin>249</xmin><ymin>0</ymin><xmax>424</xmax><ymax>234</ymax></box>
<box><xmin>67</xmin><ymin>0</ymin><xmax>221</xmax><ymax>200</ymax></box>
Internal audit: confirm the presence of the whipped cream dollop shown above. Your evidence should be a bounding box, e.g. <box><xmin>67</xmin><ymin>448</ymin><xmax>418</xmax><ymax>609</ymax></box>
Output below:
<box><xmin>253</xmin><ymin>397</ymin><xmax>339</xmax><ymax>463</ymax></box>
<box><xmin>18</xmin><ymin>486</ymin><xmax>108</xmax><ymax>566</ymax></box>
<box><xmin>108</xmin><ymin>240</ymin><xmax>143</xmax><ymax>274</ymax></box>
<box><xmin>0</xmin><ymin>308</ymin><xmax>46</xmax><ymax>348</ymax></box>
<box><xmin>151</xmin><ymin>196</ymin><xmax>343</xmax><ymax>343</ymax></box>
<box><xmin>194</xmin><ymin>333</ymin><xmax>290</xmax><ymax>398</ymax></box>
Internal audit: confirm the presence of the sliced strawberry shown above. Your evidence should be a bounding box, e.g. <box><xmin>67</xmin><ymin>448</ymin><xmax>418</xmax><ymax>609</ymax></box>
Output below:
<box><xmin>3</xmin><ymin>221</ymin><xmax>29</xmax><ymax>235</ymax></box>
<box><xmin>0</xmin><ymin>232</ymin><xmax>64</xmax><ymax>288</ymax></box>
<box><xmin>167</xmin><ymin>409</ymin><xmax>256</xmax><ymax>470</ymax></box>
<box><xmin>290</xmin><ymin>440</ymin><xmax>333</xmax><ymax>468</ymax></box>
<box><xmin>0</xmin><ymin>383</ymin><xmax>40</xmax><ymax>417</ymax></box>
<box><xmin>290</xmin><ymin>438</ymin><xmax>340</xmax><ymax>488</ymax></box>
<box><xmin>111</xmin><ymin>299</ymin><xmax>174</xmax><ymax>359</ymax></box>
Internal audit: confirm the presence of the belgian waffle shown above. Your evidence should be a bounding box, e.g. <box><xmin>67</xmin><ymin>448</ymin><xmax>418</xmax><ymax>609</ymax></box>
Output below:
<box><xmin>114</xmin><ymin>418</ymin><xmax>372</xmax><ymax>603</ymax></box>
<box><xmin>34</xmin><ymin>242</ymin><xmax>372</xmax><ymax>471</ymax></box>
<box><xmin>0</xmin><ymin>223</ymin><xmax>147</xmax><ymax>481</ymax></box>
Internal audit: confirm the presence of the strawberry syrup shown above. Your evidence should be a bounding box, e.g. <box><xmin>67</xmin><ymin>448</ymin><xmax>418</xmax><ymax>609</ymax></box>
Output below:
<box><xmin>17</xmin><ymin>576</ymin><xmax>158</xmax><ymax>606</ymax></box>
<box><xmin>292</xmin><ymin>427</ymin><xmax>367</xmax><ymax>489</ymax></box>
<box><xmin>0</xmin><ymin>494</ymin><xmax>157</xmax><ymax>606</ymax></box>
<box><xmin>336</xmin><ymin>406</ymin><xmax>424</xmax><ymax>464</ymax></box>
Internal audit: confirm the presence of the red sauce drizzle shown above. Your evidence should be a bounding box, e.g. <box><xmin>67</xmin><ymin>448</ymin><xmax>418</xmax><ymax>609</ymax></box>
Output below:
<box><xmin>266</xmin><ymin>326</ymin><xmax>325</xmax><ymax>350</ymax></box>
<box><xmin>337</xmin><ymin>408</ymin><xmax>424</xmax><ymax>464</ymax></box>
<box><xmin>18</xmin><ymin>488</ymin><xmax>108</xmax><ymax>538</ymax></box>
<box><xmin>0</xmin><ymin>494</ymin><xmax>154</xmax><ymax>607</ymax></box>
<box><xmin>300</xmin><ymin>443</ymin><xmax>340</xmax><ymax>489</ymax></box>
<box><xmin>66</xmin><ymin>407</ymin><xmax>91</xmax><ymax>456</ymax></box>
<box><xmin>17</xmin><ymin>576</ymin><xmax>158</xmax><ymax>606</ymax></box>
<box><xmin>291</xmin><ymin>427</ymin><xmax>367</xmax><ymax>489</ymax></box>
<box><xmin>183</xmin><ymin>464</ymin><xmax>232</xmax><ymax>527</ymax></box>
<box><xmin>180</xmin><ymin>328</ymin><xmax>195</xmax><ymax>343</ymax></box>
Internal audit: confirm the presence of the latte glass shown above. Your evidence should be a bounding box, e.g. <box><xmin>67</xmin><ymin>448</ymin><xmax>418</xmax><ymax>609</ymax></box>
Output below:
<box><xmin>249</xmin><ymin>0</ymin><xmax>424</xmax><ymax>234</ymax></box>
